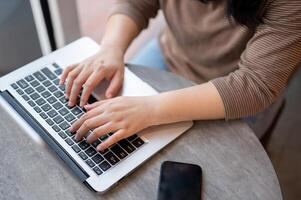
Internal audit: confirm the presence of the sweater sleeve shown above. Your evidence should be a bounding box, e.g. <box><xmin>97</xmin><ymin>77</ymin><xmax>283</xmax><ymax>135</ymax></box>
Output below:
<box><xmin>109</xmin><ymin>0</ymin><xmax>160</xmax><ymax>31</ymax></box>
<box><xmin>211</xmin><ymin>0</ymin><xmax>301</xmax><ymax>119</ymax></box>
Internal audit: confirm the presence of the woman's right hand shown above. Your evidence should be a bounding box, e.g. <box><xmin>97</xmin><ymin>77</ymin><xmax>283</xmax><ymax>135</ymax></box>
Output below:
<box><xmin>60</xmin><ymin>44</ymin><xmax>125</xmax><ymax>107</ymax></box>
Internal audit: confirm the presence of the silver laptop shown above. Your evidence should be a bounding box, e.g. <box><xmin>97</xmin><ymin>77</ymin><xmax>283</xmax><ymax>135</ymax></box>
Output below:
<box><xmin>0</xmin><ymin>37</ymin><xmax>193</xmax><ymax>193</ymax></box>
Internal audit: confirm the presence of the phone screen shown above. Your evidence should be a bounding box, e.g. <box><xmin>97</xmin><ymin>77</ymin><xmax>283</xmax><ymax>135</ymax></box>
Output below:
<box><xmin>157</xmin><ymin>161</ymin><xmax>202</xmax><ymax>200</ymax></box>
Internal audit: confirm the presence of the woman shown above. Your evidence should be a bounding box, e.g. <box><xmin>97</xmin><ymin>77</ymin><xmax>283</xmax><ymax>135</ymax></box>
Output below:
<box><xmin>60</xmin><ymin>0</ymin><xmax>301</xmax><ymax>151</ymax></box>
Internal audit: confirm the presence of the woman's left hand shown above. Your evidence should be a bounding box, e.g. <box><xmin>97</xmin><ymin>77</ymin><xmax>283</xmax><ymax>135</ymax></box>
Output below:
<box><xmin>69</xmin><ymin>96</ymin><xmax>157</xmax><ymax>151</ymax></box>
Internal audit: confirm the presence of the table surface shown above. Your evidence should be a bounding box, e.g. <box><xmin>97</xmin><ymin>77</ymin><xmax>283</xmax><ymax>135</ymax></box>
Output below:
<box><xmin>0</xmin><ymin>65</ymin><xmax>282</xmax><ymax>200</ymax></box>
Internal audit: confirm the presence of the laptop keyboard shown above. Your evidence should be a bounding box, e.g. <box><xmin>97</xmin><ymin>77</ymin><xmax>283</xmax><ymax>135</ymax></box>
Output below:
<box><xmin>10</xmin><ymin>63</ymin><xmax>145</xmax><ymax>176</ymax></box>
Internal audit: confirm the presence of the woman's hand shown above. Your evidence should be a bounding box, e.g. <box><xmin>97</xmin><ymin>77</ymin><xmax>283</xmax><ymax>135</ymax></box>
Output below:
<box><xmin>60</xmin><ymin>44</ymin><xmax>125</xmax><ymax>107</ymax></box>
<box><xmin>69</xmin><ymin>96</ymin><xmax>158</xmax><ymax>151</ymax></box>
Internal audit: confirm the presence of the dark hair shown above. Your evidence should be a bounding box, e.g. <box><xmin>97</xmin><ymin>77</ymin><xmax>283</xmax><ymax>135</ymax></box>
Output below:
<box><xmin>200</xmin><ymin>0</ymin><xmax>266</xmax><ymax>28</ymax></box>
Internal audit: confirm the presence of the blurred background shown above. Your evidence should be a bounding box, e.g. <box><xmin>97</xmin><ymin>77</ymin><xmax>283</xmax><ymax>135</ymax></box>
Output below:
<box><xmin>0</xmin><ymin>1</ymin><xmax>300</xmax><ymax>199</ymax></box>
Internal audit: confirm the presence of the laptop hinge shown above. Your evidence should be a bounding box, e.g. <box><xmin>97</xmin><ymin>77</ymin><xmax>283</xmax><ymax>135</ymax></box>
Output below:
<box><xmin>0</xmin><ymin>90</ymin><xmax>89</xmax><ymax>182</ymax></box>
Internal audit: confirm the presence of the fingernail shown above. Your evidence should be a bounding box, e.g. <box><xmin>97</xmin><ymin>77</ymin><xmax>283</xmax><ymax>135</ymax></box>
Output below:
<box><xmin>97</xmin><ymin>145</ymin><xmax>103</xmax><ymax>152</ymax></box>
<box><xmin>84</xmin><ymin>104</ymin><xmax>91</xmax><ymax>108</ymax></box>
<box><xmin>75</xmin><ymin>134</ymin><xmax>80</xmax><ymax>141</ymax></box>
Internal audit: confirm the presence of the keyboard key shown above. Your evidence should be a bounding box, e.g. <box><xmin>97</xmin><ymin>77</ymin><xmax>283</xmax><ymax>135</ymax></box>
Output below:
<box><xmin>53</xmin><ymin>79</ymin><xmax>60</xmax><ymax>85</ymax></box>
<box><xmin>47</xmin><ymin>110</ymin><xmax>58</xmax><ymax>118</ymax></box>
<box><xmin>59</xmin><ymin>121</ymin><xmax>70</xmax><ymax>130</ymax></box>
<box><xmin>30</xmin><ymin>80</ymin><xmax>40</xmax><ymax>87</ymax></box>
<box><xmin>72</xmin><ymin>145</ymin><xmax>81</xmax><ymax>153</ymax></box>
<box><xmin>47</xmin><ymin>96</ymin><xmax>57</xmax><ymax>104</ymax></box>
<box><xmin>103</xmin><ymin>152</ymin><xmax>119</xmax><ymax>165</ymax></box>
<box><xmin>41</xmin><ymin>104</ymin><xmax>51</xmax><ymax>112</ymax></box>
<box><xmin>24</xmin><ymin>87</ymin><xmax>34</xmax><ymax>95</ymax></box>
<box><xmin>127</xmin><ymin>134</ymin><xmax>138</xmax><ymax>141</ymax></box>
<box><xmin>58</xmin><ymin>108</ymin><xmax>69</xmax><ymax>116</ymax></box>
<box><xmin>78</xmin><ymin>140</ymin><xmax>89</xmax><ymax>150</ymax></box>
<box><xmin>85</xmin><ymin>159</ymin><xmax>95</xmax><ymax>168</ymax></box>
<box><xmin>65</xmin><ymin>113</ymin><xmax>75</xmax><ymax>122</ymax></box>
<box><xmin>25</xmin><ymin>75</ymin><xmax>34</xmax><ymax>82</ymax></box>
<box><xmin>118</xmin><ymin>139</ymin><xmax>136</xmax><ymax>154</ymax></box>
<box><xmin>100</xmin><ymin>134</ymin><xmax>109</xmax><ymax>141</ymax></box>
<box><xmin>54</xmin><ymin>68</ymin><xmax>63</xmax><ymax>75</ymax></box>
<box><xmin>39</xmin><ymin>112</ymin><xmax>48</xmax><ymax>119</ymax></box>
<box><xmin>91</xmin><ymin>139</ymin><xmax>101</xmax><ymax>148</ymax></box>
<box><xmin>65</xmin><ymin>138</ymin><xmax>74</xmax><ymax>146</ymax></box>
<box><xmin>46</xmin><ymin>118</ymin><xmax>54</xmax><ymax>126</ymax></box>
<box><xmin>11</xmin><ymin>83</ymin><xmax>18</xmax><ymax>89</ymax></box>
<box><xmin>22</xmin><ymin>95</ymin><xmax>30</xmax><ymax>101</ymax></box>
<box><xmin>36</xmin><ymin>98</ymin><xmax>46</xmax><ymax>106</ymax></box>
<box><xmin>16</xmin><ymin>89</ymin><xmax>24</xmax><ymax>95</ymax></box>
<box><xmin>59</xmin><ymin>97</ymin><xmax>68</xmax><ymax>104</ymax></box>
<box><xmin>58</xmin><ymin>84</ymin><xmax>65</xmax><ymax>92</ymax></box>
<box><xmin>30</xmin><ymin>92</ymin><xmax>40</xmax><ymax>100</ymax></box>
<box><xmin>52</xmin><ymin>125</ymin><xmax>61</xmax><ymax>132</ymax></box>
<box><xmin>54</xmin><ymin>91</ymin><xmax>64</xmax><ymax>98</ymax></box>
<box><xmin>53</xmin><ymin>115</ymin><xmax>64</xmax><ymax>124</ymax></box>
<box><xmin>53</xmin><ymin>102</ymin><xmax>63</xmax><ymax>110</ymax></box>
<box><xmin>111</xmin><ymin>144</ymin><xmax>128</xmax><ymax>159</ymax></box>
<box><xmin>132</xmin><ymin>138</ymin><xmax>145</xmax><ymax>148</ymax></box>
<box><xmin>71</xmin><ymin>107</ymin><xmax>82</xmax><ymax>116</ymax></box>
<box><xmin>65</xmin><ymin>130</ymin><xmax>73</xmax><ymax>137</ymax></box>
<box><xmin>53</xmin><ymin>63</ymin><xmax>60</xmax><ymax>68</ymax></box>
<box><xmin>77</xmin><ymin>112</ymin><xmax>84</xmax><ymax>119</ymax></box>
<box><xmin>33</xmin><ymin>71</ymin><xmax>46</xmax><ymax>82</ymax></box>
<box><xmin>16</xmin><ymin>79</ymin><xmax>29</xmax><ymax>89</ymax></box>
<box><xmin>92</xmin><ymin>166</ymin><xmax>103</xmax><ymax>175</ymax></box>
<box><xmin>28</xmin><ymin>100</ymin><xmax>36</xmax><ymax>107</ymax></box>
<box><xmin>34</xmin><ymin>107</ymin><xmax>42</xmax><ymax>113</ymax></box>
<box><xmin>99</xmin><ymin>161</ymin><xmax>111</xmax><ymax>171</ymax></box>
<box><xmin>92</xmin><ymin>154</ymin><xmax>104</xmax><ymax>164</ymax></box>
<box><xmin>41</xmin><ymin>67</ymin><xmax>56</xmax><ymax>80</ymax></box>
<box><xmin>41</xmin><ymin>91</ymin><xmax>51</xmax><ymax>98</ymax></box>
<box><xmin>78</xmin><ymin>152</ymin><xmax>88</xmax><ymax>160</ymax></box>
<box><xmin>48</xmin><ymin>85</ymin><xmax>58</xmax><ymax>92</ymax></box>
<box><xmin>87</xmin><ymin>95</ymin><xmax>98</xmax><ymax>104</ymax></box>
<box><xmin>58</xmin><ymin>131</ymin><xmax>67</xmax><ymax>139</ymax></box>
<box><xmin>85</xmin><ymin>147</ymin><xmax>97</xmax><ymax>157</ymax></box>
<box><xmin>42</xmin><ymin>80</ymin><xmax>52</xmax><ymax>87</ymax></box>
<box><xmin>36</xmin><ymin>85</ymin><xmax>45</xmax><ymax>93</ymax></box>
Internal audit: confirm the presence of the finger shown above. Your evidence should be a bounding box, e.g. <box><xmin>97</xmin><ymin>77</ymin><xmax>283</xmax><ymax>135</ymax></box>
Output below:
<box><xmin>86</xmin><ymin>122</ymin><xmax>117</xmax><ymax>144</ymax></box>
<box><xmin>80</xmin><ymin>69</ymin><xmax>106</xmax><ymax>107</ymax></box>
<box><xmin>97</xmin><ymin>129</ymin><xmax>126</xmax><ymax>151</ymax></box>
<box><xmin>74</xmin><ymin>115</ymin><xmax>108</xmax><ymax>141</ymax></box>
<box><xmin>60</xmin><ymin>64</ymin><xmax>77</xmax><ymax>85</ymax></box>
<box><xmin>70</xmin><ymin>107</ymin><xmax>104</xmax><ymax>132</ymax></box>
<box><xmin>84</xmin><ymin>100</ymin><xmax>107</xmax><ymax>111</ymax></box>
<box><xmin>105</xmin><ymin>72</ymin><xmax>123</xmax><ymax>98</ymax></box>
<box><xmin>65</xmin><ymin>66</ymin><xmax>82</xmax><ymax>98</ymax></box>
<box><xmin>68</xmin><ymin>69</ymin><xmax>90</xmax><ymax>107</ymax></box>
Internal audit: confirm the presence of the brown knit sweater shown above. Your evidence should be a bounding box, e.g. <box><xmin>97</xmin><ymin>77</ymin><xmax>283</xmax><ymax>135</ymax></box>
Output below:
<box><xmin>110</xmin><ymin>0</ymin><xmax>301</xmax><ymax>119</ymax></box>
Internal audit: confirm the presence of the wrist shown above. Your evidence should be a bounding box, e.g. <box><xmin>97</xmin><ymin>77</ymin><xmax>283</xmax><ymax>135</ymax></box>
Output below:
<box><xmin>146</xmin><ymin>95</ymin><xmax>164</xmax><ymax>127</ymax></box>
<box><xmin>100</xmin><ymin>36</ymin><xmax>128</xmax><ymax>55</ymax></box>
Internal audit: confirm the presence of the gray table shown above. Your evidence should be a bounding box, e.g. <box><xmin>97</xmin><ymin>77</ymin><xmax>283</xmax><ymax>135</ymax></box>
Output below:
<box><xmin>0</xmin><ymin>65</ymin><xmax>282</xmax><ymax>200</ymax></box>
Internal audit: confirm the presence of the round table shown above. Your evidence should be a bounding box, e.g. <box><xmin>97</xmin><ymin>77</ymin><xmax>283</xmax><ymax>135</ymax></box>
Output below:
<box><xmin>0</xmin><ymin>65</ymin><xmax>282</xmax><ymax>200</ymax></box>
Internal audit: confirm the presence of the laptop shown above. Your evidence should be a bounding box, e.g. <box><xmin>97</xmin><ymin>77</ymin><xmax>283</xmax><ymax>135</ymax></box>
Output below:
<box><xmin>0</xmin><ymin>37</ymin><xmax>193</xmax><ymax>193</ymax></box>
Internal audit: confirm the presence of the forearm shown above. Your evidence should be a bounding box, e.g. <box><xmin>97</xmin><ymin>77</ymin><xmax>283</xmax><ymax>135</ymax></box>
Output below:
<box><xmin>151</xmin><ymin>82</ymin><xmax>225</xmax><ymax>125</ymax></box>
<box><xmin>101</xmin><ymin>14</ymin><xmax>140</xmax><ymax>54</ymax></box>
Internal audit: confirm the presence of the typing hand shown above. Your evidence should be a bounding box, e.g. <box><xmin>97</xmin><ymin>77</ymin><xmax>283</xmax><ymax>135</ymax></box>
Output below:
<box><xmin>69</xmin><ymin>96</ymin><xmax>157</xmax><ymax>151</ymax></box>
<box><xmin>59</xmin><ymin>44</ymin><xmax>125</xmax><ymax>107</ymax></box>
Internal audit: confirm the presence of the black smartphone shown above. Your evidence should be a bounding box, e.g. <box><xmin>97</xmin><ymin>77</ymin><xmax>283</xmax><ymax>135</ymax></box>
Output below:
<box><xmin>157</xmin><ymin>161</ymin><xmax>202</xmax><ymax>200</ymax></box>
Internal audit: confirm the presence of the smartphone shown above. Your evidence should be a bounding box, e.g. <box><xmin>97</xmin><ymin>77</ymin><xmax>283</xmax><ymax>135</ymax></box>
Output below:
<box><xmin>157</xmin><ymin>161</ymin><xmax>202</xmax><ymax>200</ymax></box>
